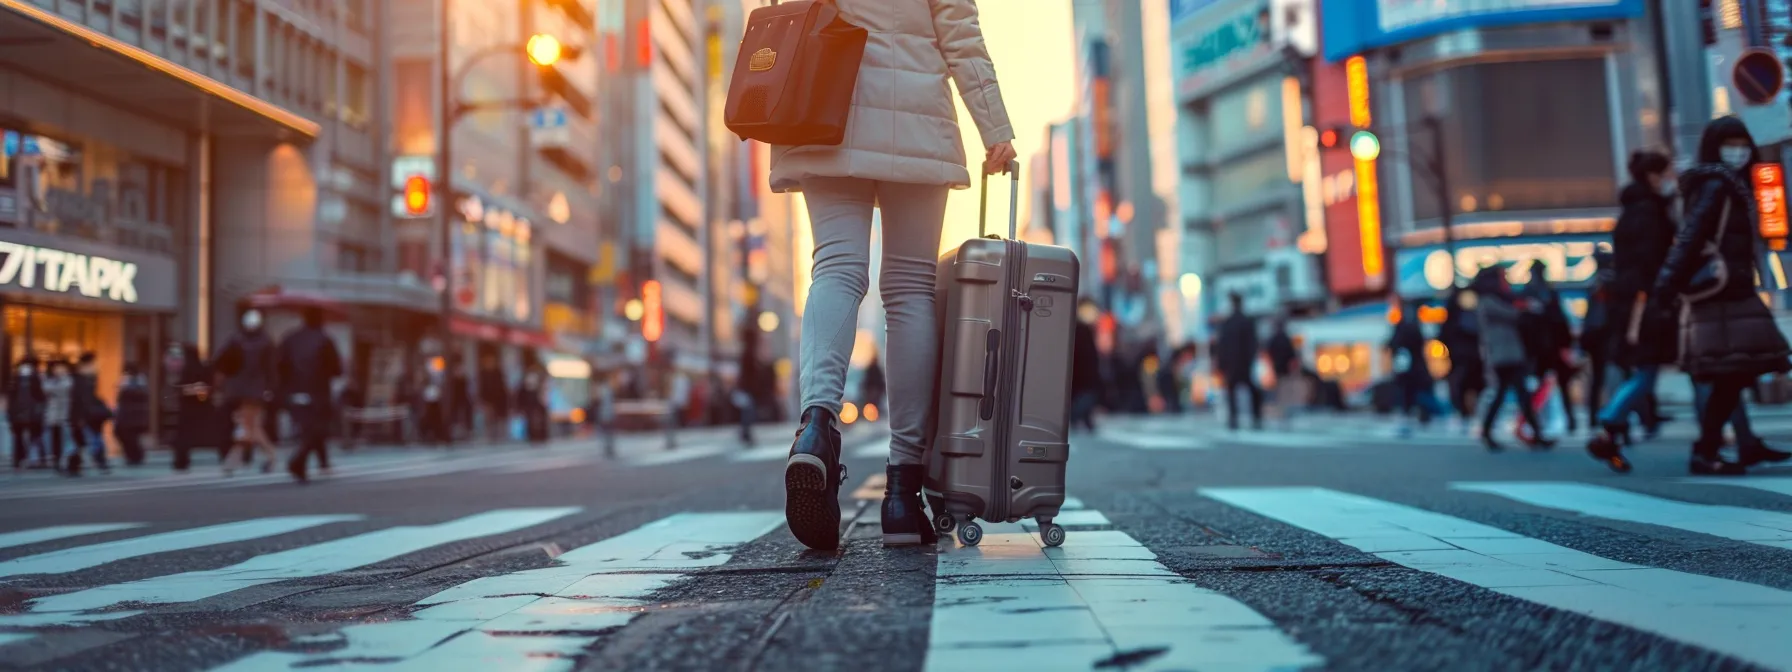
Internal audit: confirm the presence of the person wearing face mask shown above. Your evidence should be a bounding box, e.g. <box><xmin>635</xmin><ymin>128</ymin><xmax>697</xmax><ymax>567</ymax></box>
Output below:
<box><xmin>1654</xmin><ymin>116</ymin><xmax>1792</xmax><ymax>475</ymax></box>
<box><xmin>64</xmin><ymin>352</ymin><xmax>113</xmax><ymax>476</ymax></box>
<box><xmin>1587</xmin><ymin>150</ymin><xmax>1680</xmax><ymax>469</ymax></box>
<box><xmin>8</xmin><ymin>358</ymin><xmax>44</xmax><ymax>471</ymax></box>
<box><xmin>213</xmin><ymin>308</ymin><xmax>279</xmax><ymax>474</ymax></box>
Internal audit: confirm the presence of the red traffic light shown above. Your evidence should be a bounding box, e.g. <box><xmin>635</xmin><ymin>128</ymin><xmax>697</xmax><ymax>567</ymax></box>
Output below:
<box><xmin>402</xmin><ymin>175</ymin><xmax>431</xmax><ymax>216</ymax></box>
<box><xmin>1319</xmin><ymin>129</ymin><xmax>1339</xmax><ymax>148</ymax></box>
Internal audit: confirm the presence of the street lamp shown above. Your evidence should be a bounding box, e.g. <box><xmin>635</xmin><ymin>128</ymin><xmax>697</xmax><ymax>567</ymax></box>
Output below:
<box><xmin>436</xmin><ymin>0</ymin><xmax>588</xmax><ymax>444</ymax></box>
<box><xmin>526</xmin><ymin>33</ymin><xmax>565</xmax><ymax>66</ymax></box>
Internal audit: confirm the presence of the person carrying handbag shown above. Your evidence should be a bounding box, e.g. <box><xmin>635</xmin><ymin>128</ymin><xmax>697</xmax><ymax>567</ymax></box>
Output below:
<box><xmin>1654</xmin><ymin>115</ymin><xmax>1792</xmax><ymax>475</ymax></box>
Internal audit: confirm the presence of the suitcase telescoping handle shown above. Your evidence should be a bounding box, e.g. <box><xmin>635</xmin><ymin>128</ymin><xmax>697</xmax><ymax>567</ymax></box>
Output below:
<box><xmin>978</xmin><ymin>160</ymin><xmax>1022</xmax><ymax>239</ymax></box>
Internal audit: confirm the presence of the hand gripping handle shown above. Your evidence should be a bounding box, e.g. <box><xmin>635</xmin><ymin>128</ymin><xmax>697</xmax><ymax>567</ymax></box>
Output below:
<box><xmin>978</xmin><ymin>160</ymin><xmax>1022</xmax><ymax>239</ymax></box>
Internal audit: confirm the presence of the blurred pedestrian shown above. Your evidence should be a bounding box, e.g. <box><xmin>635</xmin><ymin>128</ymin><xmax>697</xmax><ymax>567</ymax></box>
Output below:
<box><xmin>1265</xmin><ymin>317</ymin><xmax>1301</xmax><ymax>425</ymax></box>
<box><xmin>769</xmin><ymin>0</ymin><xmax>1016</xmax><ymax>550</ymax></box>
<box><xmin>859</xmin><ymin>353</ymin><xmax>886</xmax><ymax>414</ymax></box>
<box><xmin>168</xmin><ymin>343</ymin><xmax>215</xmax><ymax>472</ymax></box>
<box><xmin>65</xmin><ymin>352</ymin><xmax>111</xmax><ymax>476</ymax></box>
<box><xmin>113</xmin><ymin>363</ymin><xmax>151</xmax><ymax>467</ymax></box>
<box><xmin>277</xmin><ymin>307</ymin><xmax>343</xmax><ymax>482</ymax></box>
<box><xmin>1520</xmin><ymin>260</ymin><xmax>1578</xmax><ymax>434</ymax></box>
<box><xmin>41</xmin><ymin>358</ymin><xmax>74</xmax><ymax>471</ymax></box>
<box><xmin>450</xmin><ymin>354</ymin><xmax>473</xmax><ymax>440</ymax></box>
<box><xmin>1440</xmin><ymin>285</ymin><xmax>1486</xmax><ymax>424</ymax></box>
<box><xmin>1580</xmin><ymin>252</ymin><xmax>1616</xmax><ymax>425</ymax></box>
<box><xmin>1474</xmin><ymin>267</ymin><xmax>1553</xmax><ymax>451</ymax></box>
<box><xmin>478</xmin><ymin>353</ymin><xmax>510</xmax><ymax>442</ymax></box>
<box><xmin>1388</xmin><ymin>302</ymin><xmax>1448</xmax><ymax>436</ymax></box>
<box><xmin>417</xmin><ymin>357</ymin><xmax>449</xmax><ymax>445</ymax></box>
<box><xmin>738</xmin><ymin>314</ymin><xmax>763</xmax><ymax>444</ymax></box>
<box><xmin>214</xmin><ymin>308</ymin><xmax>278</xmax><ymax>475</ymax></box>
<box><xmin>1070</xmin><ymin>298</ymin><xmax>1103</xmax><ymax>433</ymax></box>
<box><xmin>1655</xmin><ymin>116</ymin><xmax>1792</xmax><ymax>475</ymax></box>
<box><xmin>8</xmin><ymin>357</ymin><xmax>43</xmax><ymax>471</ymax></box>
<box><xmin>1588</xmin><ymin>150</ymin><xmax>1681</xmax><ymax>465</ymax></box>
<box><xmin>516</xmin><ymin>358</ymin><xmax>549</xmax><ymax>443</ymax></box>
<box><xmin>1216</xmin><ymin>292</ymin><xmax>1262</xmax><ymax>430</ymax></box>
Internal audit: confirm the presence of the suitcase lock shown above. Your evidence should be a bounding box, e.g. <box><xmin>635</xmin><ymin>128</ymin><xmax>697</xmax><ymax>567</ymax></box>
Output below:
<box><xmin>1012</xmin><ymin>290</ymin><xmax>1034</xmax><ymax>312</ymax></box>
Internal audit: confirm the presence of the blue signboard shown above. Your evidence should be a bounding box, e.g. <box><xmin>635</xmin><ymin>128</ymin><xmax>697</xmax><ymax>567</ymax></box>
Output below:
<box><xmin>1321</xmin><ymin>0</ymin><xmax>1646</xmax><ymax>62</ymax></box>
<box><xmin>1392</xmin><ymin>234</ymin><xmax>1611</xmax><ymax>298</ymax></box>
<box><xmin>1170</xmin><ymin>0</ymin><xmax>1223</xmax><ymax>24</ymax></box>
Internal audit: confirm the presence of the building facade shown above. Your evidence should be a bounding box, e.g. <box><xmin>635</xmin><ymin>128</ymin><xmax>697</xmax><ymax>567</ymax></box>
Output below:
<box><xmin>0</xmin><ymin>0</ymin><xmax>384</xmax><ymax>431</ymax></box>
<box><xmin>1172</xmin><ymin>0</ymin><xmax>1326</xmax><ymax>323</ymax></box>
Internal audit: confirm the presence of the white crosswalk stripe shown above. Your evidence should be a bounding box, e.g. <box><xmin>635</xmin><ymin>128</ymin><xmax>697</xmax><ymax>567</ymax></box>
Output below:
<box><xmin>217</xmin><ymin>511</ymin><xmax>782</xmax><ymax>671</ymax></box>
<box><xmin>1452</xmin><ymin>481</ymin><xmax>1792</xmax><ymax>549</ymax></box>
<box><xmin>1203</xmin><ymin>486</ymin><xmax>1792</xmax><ymax>671</ymax></box>
<box><xmin>0</xmin><ymin>524</ymin><xmax>144</xmax><ymax>551</ymax></box>
<box><xmin>926</xmin><ymin>509</ymin><xmax>1321</xmax><ymax>672</ymax></box>
<box><xmin>0</xmin><ymin>516</ymin><xmax>360</xmax><ymax>579</ymax></box>
<box><xmin>0</xmin><ymin>508</ymin><xmax>581</xmax><ymax>627</ymax></box>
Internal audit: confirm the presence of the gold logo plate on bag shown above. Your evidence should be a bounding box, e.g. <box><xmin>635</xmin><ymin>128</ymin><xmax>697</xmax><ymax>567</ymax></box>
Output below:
<box><xmin>749</xmin><ymin>48</ymin><xmax>776</xmax><ymax>71</ymax></box>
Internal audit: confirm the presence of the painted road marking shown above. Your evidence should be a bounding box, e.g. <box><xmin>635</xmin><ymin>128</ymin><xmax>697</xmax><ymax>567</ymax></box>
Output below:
<box><xmin>1453</xmin><ymin>482</ymin><xmax>1792</xmax><ymax>549</ymax></box>
<box><xmin>925</xmin><ymin>512</ymin><xmax>1321</xmax><ymax>672</ymax></box>
<box><xmin>1097</xmin><ymin>430</ymin><xmax>1213</xmax><ymax>451</ymax></box>
<box><xmin>1684</xmin><ymin>477</ymin><xmax>1792</xmax><ymax>499</ymax></box>
<box><xmin>1203</xmin><ymin>486</ymin><xmax>1792</xmax><ymax>670</ymax></box>
<box><xmin>215</xmin><ymin>511</ymin><xmax>782</xmax><ymax>671</ymax></box>
<box><xmin>0</xmin><ymin>508</ymin><xmax>582</xmax><ymax>627</ymax></box>
<box><xmin>0</xmin><ymin>516</ymin><xmax>361</xmax><ymax>579</ymax></box>
<box><xmin>0</xmin><ymin>524</ymin><xmax>144</xmax><ymax>551</ymax></box>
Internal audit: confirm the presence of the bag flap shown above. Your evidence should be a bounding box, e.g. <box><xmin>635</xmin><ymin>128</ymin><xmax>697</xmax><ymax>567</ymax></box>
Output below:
<box><xmin>728</xmin><ymin>2</ymin><xmax>820</xmax><ymax>115</ymax></box>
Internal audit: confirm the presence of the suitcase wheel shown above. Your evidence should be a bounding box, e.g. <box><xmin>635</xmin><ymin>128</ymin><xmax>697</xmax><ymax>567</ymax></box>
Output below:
<box><xmin>956</xmin><ymin>520</ymin><xmax>984</xmax><ymax>547</ymax></box>
<box><xmin>1040</xmin><ymin>522</ymin><xmax>1066</xmax><ymax>548</ymax></box>
<box><xmin>933</xmin><ymin>511</ymin><xmax>956</xmax><ymax>534</ymax></box>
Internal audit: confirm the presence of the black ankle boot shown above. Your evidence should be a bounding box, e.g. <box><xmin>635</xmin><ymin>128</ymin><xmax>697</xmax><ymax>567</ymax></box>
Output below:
<box><xmin>785</xmin><ymin>407</ymin><xmax>845</xmax><ymax>551</ymax></box>
<box><xmin>881</xmin><ymin>464</ymin><xmax>936</xmax><ymax>547</ymax></box>
<box><xmin>1739</xmin><ymin>439</ymin><xmax>1792</xmax><ymax>467</ymax></box>
<box><xmin>1690</xmin><ymin>442</ymin><xmax>1746</xmax><ymax>476</ymax></box>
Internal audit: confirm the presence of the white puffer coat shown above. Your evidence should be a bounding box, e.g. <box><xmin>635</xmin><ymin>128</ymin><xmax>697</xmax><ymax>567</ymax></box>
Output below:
<box><xmin>769</xmin><ymin>0</ymin><xmax>1013</xmax><ymax>192</ymax></box>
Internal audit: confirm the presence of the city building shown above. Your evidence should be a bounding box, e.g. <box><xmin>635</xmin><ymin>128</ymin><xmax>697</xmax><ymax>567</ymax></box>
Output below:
<box><xmin>1299</xmin><ymin>0</ymin><xmax>1654</xmax><ymax>390</ymax></box>
<box><xmin>384</xmin><ymin>0</ymin><xmax>603</xmax><ymax>405</ymax></box>
<box><xmin>1171</xmin><ymin>0</ymin><xmax>1326</xmax><ymax>326</ymax></box>
<box><xmin>0</xmin><ymin>0</ymin><xmax>383</xmax><ymax>430</ymax></box>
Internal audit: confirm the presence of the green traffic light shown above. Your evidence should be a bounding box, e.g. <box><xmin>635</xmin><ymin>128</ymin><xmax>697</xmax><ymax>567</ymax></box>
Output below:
<box><xmin>1350</xmin><ymin>130</ymin><xmax>1381</xmax><ymax>161</ymax></box>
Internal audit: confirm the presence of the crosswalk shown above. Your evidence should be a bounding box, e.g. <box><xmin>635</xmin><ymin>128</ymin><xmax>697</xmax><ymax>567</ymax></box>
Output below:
<box><xmin>0</xmin><ymin>426</ymin><xmax>887</xmax><ymax>501</ymax></box>
<box><xmin>11</xmin><ymin>478</ymin><xmax>1792</xmax><ymax>669</ymax></box>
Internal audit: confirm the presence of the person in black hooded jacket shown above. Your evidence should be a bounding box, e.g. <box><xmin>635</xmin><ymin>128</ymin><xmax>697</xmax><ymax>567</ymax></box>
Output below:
<box><xmin>1587</xmin><ymin>151</ymin><xmax>1678</xmax><ymax>467</ymax></box>
<box><xmin>1655</xmin><ymin>116</ymin><xmax>1792</xmax><ymax>475</ymax></box>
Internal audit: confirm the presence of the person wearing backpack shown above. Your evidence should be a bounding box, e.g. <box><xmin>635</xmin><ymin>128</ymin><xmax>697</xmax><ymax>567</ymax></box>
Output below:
<box><xmin>1654</xmin><ymin>116</ymin><xmax>1792</xmax><ymax>475</ymax></box>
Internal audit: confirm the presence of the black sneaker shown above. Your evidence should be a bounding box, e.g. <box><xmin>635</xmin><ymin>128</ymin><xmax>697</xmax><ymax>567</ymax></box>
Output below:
<box><xmin>785</xmin><ymin>407</ymin><xmax>845</xmax><ymax>551</ymax></box>
<box><xmin>881</xmin><ymin>464</ymin><xmax>936</xmax><ymax>547</ymax></box>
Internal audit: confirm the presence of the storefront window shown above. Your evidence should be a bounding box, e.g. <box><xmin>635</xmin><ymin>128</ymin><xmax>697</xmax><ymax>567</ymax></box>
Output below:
<box><xmin>1404</xmin><ymin>58</ymin><xmax>1618</xmax><ymax>223</ymax></box>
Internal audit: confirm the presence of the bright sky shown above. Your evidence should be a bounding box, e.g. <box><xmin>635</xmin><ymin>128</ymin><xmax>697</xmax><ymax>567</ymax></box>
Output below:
<box><xmin>942</xmin><ymin>0</ymin><xmax>1078</xmax><ymax>253</ymax></box>
<box><xmin>791</xmin><ymin>0</ymin><xmax>1078</xmax><ymax>313</ymax></box>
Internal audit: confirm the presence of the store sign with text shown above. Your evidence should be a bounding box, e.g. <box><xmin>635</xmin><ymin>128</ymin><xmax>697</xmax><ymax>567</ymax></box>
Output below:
<box><xmin>1322</xmin><ymin>0</ymin><xmax>1642</xmax><ymax>61</ymax></box>
<box><xmin>1393</xmin><ymin>235</ymin><xmax>1611</xmax><ymax>298</ymax></box>
<box><xmin>0</xmin><ymin>241</ymin><xmax>140</xmax><ymax>303</ymax></box>
<box><xmin>1174</xmin><ymin>0</ymin><xmax>1272</xmax><ymax>98</ymax></box>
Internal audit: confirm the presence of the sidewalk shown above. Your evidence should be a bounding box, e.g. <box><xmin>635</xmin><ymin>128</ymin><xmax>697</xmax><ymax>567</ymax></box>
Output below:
<box><xmin>1</xmin><ymin>422</ymin><xmax>803</xmax><ymax>498</ymax></box>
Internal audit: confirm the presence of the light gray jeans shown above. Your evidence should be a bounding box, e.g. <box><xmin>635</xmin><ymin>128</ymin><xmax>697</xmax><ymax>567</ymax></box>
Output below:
<box><xmin>799</xmin><ymin>177</ymin><xmax>949</xmax><ymax>466</ymax></box>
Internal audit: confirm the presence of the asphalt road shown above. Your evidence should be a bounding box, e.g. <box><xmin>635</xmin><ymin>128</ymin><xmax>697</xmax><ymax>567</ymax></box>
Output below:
<box><xmin>4</xmin><ymin>409</ymin><xmax>1792</xmax><ymax>672</ymax></box>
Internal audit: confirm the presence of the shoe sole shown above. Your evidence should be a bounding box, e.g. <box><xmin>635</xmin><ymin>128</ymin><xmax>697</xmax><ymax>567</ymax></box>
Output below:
<box><xmin>784</xmin><ymin>454</ymin><xmax>839</xmax><ymax>551</ymax></box>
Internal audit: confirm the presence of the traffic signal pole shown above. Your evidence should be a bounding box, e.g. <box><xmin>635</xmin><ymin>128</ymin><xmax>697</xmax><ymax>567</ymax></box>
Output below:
<box><xmin>438</xmin><ymin>0</ymin><xmax>457</xmax><ymax>444</ymax></box>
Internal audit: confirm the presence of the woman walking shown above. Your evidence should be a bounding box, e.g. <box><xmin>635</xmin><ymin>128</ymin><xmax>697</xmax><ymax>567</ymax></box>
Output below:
<box><xmin>772</xmin><ymin>0</ymin><xmax>1016</xmax><ymax>550</ymax></box>
<box><xmin>1655</xmin><ymin>116</ymin><xmax>1792</xmax><ymax>475</ymax></box>
<box><xmin>41</xmin><ymin>359</ymin><xmax>75</xmax><ymax>471</ymax></box>
<box><xmin>1473</xmin><ymin>267</ymin><xmax>1553</xmax><ymax>451</ymax></box>
<box><xmin>214</xmin><ymin>309</ymin><xmax>279</xmax><ymax>474</ymax></box>
<box><xmin>1587</xmin><ymin>150</ymin><xmax>1679</xmax><ymax>468</ymax></box>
